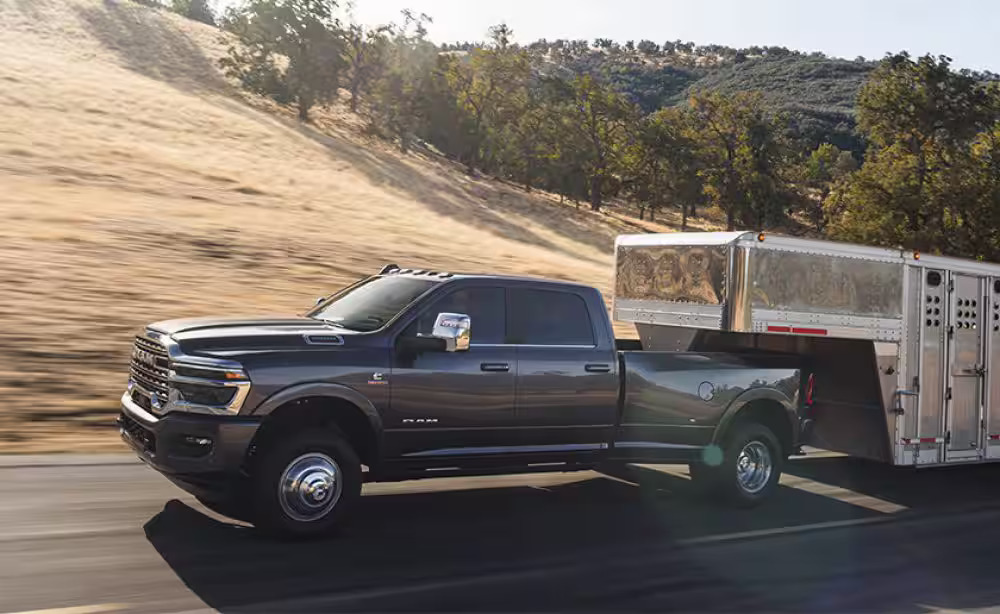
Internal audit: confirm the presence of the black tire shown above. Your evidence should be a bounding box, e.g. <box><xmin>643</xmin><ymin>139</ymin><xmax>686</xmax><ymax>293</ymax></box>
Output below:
<box><xmin>689</xmin><ymin>422</ymin><xmax>783</xmax><ymax>507</ymax></box>
<box><xmin>250</xmin><ymin>428</ymin><xmax>362</xmax><ymax>538</ymax></box>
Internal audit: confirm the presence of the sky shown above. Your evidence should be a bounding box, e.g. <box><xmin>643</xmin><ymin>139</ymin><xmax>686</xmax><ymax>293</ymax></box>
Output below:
<box><xmin>349</xmin><ymin>0</ymin><xmax>1000</xmax><ymax>72</ymax></box>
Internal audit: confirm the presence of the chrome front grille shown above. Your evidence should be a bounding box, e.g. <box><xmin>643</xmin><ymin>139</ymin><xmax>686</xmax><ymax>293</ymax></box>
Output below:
<box><xmin>130</xmin><ymin>336</ymin><xmax>170</xmax><ymax>400</ymax></box>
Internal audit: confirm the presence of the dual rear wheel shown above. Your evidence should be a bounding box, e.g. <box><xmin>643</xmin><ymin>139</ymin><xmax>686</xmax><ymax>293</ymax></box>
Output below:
<box><xmin>689</xmin><ymin>422</ymin><xmax>784</xmax><ymax>506</ymax></box>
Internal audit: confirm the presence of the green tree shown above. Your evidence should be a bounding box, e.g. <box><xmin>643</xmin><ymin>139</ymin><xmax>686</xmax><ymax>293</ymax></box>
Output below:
<box><xmin>624</xmin><ymin>107</ymin><xmax>704</xmax><ymax>225</ymax></box>
<box><xmin>343</xmin><ymin>22</ymin><xmax>393</xmax><ymax>113</ymax></box>
<box><xmin>689</xmin><ymin>91</ymin><xmax>789</xmax><ymax>230</ymax></box>
<box><xmin>445</xmin><ymin>23</ymin><xmax>532</xmax><ymax>171</ymax></box>
<box><xmin>827</xmin><ymin>54</ymin><xmax>999</xmax><ymax>257</ymax></box>
<box><xmin>801</xmin><ymin>143</ymin><xmax>856</xmax><ymax>230</ymax></box>
<box><xmin>220</xmin><ymin>0</ymin><xmax>346</xmax><ymax>121</ymax></box>
<box><xmin>369</xmin><ymin>10</ymin><xmax>436</xmax><ymax>153</ymax></box>
<box><xmin>556</xmin><ymin>75</ymin><xmax>634</xmax><ymax>210</ymax></box>
<box><xmin>172</xmin><ymin>0</ymin><xmax>215</xmax><ymax>25</ymax></box>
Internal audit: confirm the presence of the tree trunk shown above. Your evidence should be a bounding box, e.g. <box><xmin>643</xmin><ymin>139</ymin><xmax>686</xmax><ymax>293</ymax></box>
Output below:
<box><xmin>649</xmin><ymin>208</ymin><xmax>656</xmax><ymax>222</ymax></box>
<box><xmin>638</xmin><ymin>206</ymin><xmax>645</xmax><ymax>221</ymax></box>
<box><xmin>297</xmin><ymin>96</ymin><xmax>311</xmax><ymax>122</ymax></box>
<box><xmin>349</xmin><ymin>86</ymin><xmax>359</xmax><ymax>113</ymax></box>
<box><xmin>681</xmin><ymin>204</ymin><xmax>688</xmax><ymax>230</ymax></box>
<box><xmin>726</xmin><ymin>208</ymin><xmax>735</xmax><ymax>232</ymax></box>
<box><xmin>559</xmin><ymin>192</ymin><xmax>565</xmax><ymax>205</ymax></box>
<box><xmin>589</xmin><ymin>176</ymin><xmax>602</xmax><ymax>211</ymax></box>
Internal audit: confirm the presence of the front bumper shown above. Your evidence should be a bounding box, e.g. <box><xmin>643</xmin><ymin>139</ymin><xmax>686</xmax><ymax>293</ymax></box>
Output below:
<box><xmin>119</xmin><ymin>391</ymin><xmax>260</xmax><ymax>481</ymax></box>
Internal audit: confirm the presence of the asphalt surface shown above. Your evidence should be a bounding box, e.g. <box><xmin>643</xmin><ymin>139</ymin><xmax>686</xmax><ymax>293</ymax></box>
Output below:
<box><xmin>4</xmin><ymin>454</ymin><xmax>1000</xmax><ymax>613</ymax></box>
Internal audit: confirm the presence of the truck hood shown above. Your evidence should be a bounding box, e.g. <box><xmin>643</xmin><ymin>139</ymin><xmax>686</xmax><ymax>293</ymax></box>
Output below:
<box><xmin>148</xmin><ymin>316</ymin><xmax>364</xmax><ymax>355</ymax></box>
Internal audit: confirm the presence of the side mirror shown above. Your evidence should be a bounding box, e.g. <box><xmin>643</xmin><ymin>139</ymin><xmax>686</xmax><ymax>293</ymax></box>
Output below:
<box><xmin>431</xmin><ymin>312</ymin><xmax>471</xmax><ymax>352</ymax></box>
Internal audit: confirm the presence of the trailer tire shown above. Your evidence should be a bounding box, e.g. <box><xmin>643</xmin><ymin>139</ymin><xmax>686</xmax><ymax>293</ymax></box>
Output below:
<box><xmin>250</xmin><ymin>428</ymin><xmax>362</xmax><ymax>538</ymax></box>
<box><xmin>691</xmin><ymin>421</ymin><xmax>783</xmax><ymax>507</ymax></box>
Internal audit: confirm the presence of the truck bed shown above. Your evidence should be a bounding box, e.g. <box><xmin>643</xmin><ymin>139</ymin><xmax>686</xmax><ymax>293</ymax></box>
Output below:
<box><xmin>614</xmin><ymin>351</ymin><xmax>803</xmax><ymax>457</ymax></box>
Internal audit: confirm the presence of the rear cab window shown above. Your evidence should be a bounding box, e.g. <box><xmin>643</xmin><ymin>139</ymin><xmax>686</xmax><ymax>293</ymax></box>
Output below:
<box><xmin>508</xmin><ymin>287</ymin><xmax>595</xmax><ymax>346</ymax></box>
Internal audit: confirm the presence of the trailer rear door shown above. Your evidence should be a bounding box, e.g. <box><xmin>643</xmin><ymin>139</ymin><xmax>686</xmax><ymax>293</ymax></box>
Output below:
<box><xmin>947</xmin><ymin>273</ymin><xmax>986</xmax><ymax>461</ymax></box>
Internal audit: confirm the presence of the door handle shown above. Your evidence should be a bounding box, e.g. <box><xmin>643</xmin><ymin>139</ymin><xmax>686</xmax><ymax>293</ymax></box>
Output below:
<box><xmin>585</xmin><ymin>363</ymin><xmax>611</xmax><ymax>373</ymax></box>
<box><xmin>480</xmin><ymin>362</ymin><xmax>510</xmax><ymax>372</ymax></box>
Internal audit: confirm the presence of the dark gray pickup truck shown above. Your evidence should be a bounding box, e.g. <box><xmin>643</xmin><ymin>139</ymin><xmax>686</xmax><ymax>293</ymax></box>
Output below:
<box><xmin>120</xmin><ymin>265</ymin><xmax>806</xmax><ymax>536</ymax></box>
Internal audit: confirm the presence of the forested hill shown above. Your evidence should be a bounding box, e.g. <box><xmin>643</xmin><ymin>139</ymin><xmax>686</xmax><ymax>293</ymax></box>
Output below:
<box><xmin>446</xmin><ymin>40</ymin><xmax>877</xmax><ymax>154</ymax></box>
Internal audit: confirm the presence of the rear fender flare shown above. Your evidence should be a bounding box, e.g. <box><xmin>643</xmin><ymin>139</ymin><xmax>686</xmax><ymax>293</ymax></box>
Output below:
<box><xmin>712</xmin><ymin>387</ymin><xmax>796</xmax><ymax>448</ymax></box>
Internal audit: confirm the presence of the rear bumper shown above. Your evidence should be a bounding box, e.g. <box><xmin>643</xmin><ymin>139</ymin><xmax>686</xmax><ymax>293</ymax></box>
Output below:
<box><xmin>118</xmin><ymin>392</ymin><xmax>260</xmax><ymax>493</ymax></box>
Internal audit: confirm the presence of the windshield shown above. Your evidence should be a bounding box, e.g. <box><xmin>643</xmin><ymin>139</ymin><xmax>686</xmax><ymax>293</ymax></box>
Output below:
<box><xmin>308</xmin><ymin>276</ymin><xmax>439</xmax><ymax>332</ymax></box>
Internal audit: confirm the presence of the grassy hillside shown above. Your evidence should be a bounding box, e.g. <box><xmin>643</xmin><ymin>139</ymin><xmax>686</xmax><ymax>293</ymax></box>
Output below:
<box><xmin>0</xmin><ymin>0</ymin><xmax>721</xmax><ymax>452</ymax></box>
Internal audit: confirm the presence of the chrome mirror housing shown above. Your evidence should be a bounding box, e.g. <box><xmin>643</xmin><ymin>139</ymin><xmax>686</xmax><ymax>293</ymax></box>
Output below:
<box><xmin>431</xmin><ymin>312</ymin><xmax>471</xmax><ymax>352</ymax></box>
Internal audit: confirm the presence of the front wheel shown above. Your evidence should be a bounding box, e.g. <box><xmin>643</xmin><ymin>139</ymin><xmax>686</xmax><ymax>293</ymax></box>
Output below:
<box><xmin>689</xmin><ymin>422</ymin><xmax>783</xmax><ymax>507</ymax></box>
<box><xmin>251</xmin><ymin>428</ymin><xmax>362</xmax><ymax>538</ymax></box>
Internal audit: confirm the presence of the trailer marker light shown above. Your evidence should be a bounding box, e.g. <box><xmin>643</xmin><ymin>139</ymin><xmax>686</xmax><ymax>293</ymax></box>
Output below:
<box><xmin>805</xmin><ymin>374</ymin><xmax>815</xmax><ymax>407</ymax></box>
<box><xmin>792</xmin><ymin>327</ymin><xmax>828</xmax><ymax>335</ymax></box>
<box><xmin>767</xmin><ymin>325</ymin><xmax>791</xmax><ymax>333</ymax></box>
<box><xmin>989</xmin><ymin>434</ymin><xmax>1000</xmax><ymax>441</ymax></box>
<box><xmin>914</xmin><ymin>251</ymin><xmax>920</xmax><ymax>260</ymax></box>
<box><xmin>757</xmin><ymin>232</ymin><xmax>766</xmax><ymax>242</ymax></box>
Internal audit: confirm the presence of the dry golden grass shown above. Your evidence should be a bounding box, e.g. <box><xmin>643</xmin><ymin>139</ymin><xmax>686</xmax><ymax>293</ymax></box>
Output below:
<box><xmin>0</xmin><ymin>0</ymin><xmax>721</xmax><ymax>453</ymax></box>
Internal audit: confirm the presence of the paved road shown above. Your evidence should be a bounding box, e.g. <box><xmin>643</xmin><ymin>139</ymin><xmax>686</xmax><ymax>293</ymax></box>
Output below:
<box><xmin>4</xmin><ymin>454</ymin><xmax>1000</xmax><ymax>613</ymax></box>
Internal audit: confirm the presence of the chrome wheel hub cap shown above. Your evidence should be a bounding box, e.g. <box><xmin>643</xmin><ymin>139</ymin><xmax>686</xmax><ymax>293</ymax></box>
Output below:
<box><xmin>279</xmin><ymin>452</ymin><xmax>343</xmax><ymax>522</ymax></box>
<box><xmin>735</xmin><ymin>441</ymin><xmax>772</xmax><ymax>494</ymax></box>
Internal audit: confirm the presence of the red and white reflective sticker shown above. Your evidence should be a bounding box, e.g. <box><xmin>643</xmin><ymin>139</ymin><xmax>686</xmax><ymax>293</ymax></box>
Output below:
<box><xmin>988</xmin><ymin>434</ymin><xmax>1000</xmax><ymax>441</ymax></box>
<box><xmin>766</xmin><ymin>325</ymin><xmax>828</xmax><ymax>336</ymax></box>
<box><xmin>900</xmin><ymin>437</ymin><xmax>945</xmax><ymax>445</ymax></box>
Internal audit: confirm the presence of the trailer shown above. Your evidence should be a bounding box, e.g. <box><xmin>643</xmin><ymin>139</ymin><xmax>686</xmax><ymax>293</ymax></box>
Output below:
<box><xmin>613</xmin><ymin>231</ymin><xmax>1000</xmax><ymax>468</ymax></box>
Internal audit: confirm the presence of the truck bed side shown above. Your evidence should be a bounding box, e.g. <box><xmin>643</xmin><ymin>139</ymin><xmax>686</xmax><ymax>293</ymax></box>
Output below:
<box><xmin>614</xmin><ymin>351</ymin><xmax>802</xmax><ymax>459</ymax></box>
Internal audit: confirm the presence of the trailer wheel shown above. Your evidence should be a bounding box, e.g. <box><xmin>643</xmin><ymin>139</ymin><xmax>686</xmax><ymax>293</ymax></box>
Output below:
<box><xmin>690</xmin><ymin>422</ymin><xmax>783</xmax><ymax>507</ymax></box>
<box><xmin>250</xmin><ymin>428</ymin><xmax>362</xmax><ymax>538</ymax></box>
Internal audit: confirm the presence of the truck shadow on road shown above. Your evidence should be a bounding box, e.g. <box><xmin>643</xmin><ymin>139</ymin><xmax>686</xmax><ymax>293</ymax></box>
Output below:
<box><xmin>144</xmin><ymin>459</ymin><xmax>1000</xmax><ymax>612</ymax></box>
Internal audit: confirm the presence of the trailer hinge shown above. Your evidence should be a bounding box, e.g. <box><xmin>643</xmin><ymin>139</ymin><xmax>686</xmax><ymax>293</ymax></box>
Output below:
<box><xmin>946</xmin><ymin>387</ymin><xmax>953</xmax><ymax>401</ymax></box>
<box><xmin>912</xmin><ymin>376</ymin><xmax>920</xmax><ymax>393</ymax></box>
<box><xmin>945</xmin><ymin>431</ymin><xmax>951</xmax><ymax>444</ymax></box>
<box><xmin>948</xmin><ymin>279</ymin><xmax>955</xmax><ymax>292</ymax></box>
<box><xmin>948</xmin><ymin>326</ymin><xmax>955</xmax><ymax>339</ymax></box>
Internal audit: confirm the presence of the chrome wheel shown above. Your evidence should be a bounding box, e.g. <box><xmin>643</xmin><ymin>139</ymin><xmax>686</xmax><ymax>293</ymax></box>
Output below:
<box><xmin>278</xmin><ymin>452</ymin><xmax>343</xmax><ymax>522</ymax></box>
<box><xmin>735</xmin><ymin>441</ymin><xmax>772</xmax><ymax>494</ymax></box>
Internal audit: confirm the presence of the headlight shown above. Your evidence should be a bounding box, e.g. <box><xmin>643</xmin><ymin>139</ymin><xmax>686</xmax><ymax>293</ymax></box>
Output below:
<box><xmin>173</xmin><ymin>382</ymin><xmax>237</xmax><ymax>406</ymax></box>
<box><xmin>167</xmin><ymin>361</ymin><xmax>252</xmax><ymax>415</ymax></box>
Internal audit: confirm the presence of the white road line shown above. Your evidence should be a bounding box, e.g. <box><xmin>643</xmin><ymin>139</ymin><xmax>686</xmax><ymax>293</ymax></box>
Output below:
<box><xmin>2</xmin><ymin>604</ymin><xmax>130</xmax><ymax>614</ymax></box>
<box><xmin>677</xmin><ymin>515</ymin><xmax>896</xmax><ymax>545</ymax></box>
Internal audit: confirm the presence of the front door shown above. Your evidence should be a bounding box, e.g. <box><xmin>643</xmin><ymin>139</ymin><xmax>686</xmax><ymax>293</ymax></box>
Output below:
<box><xmin>947</xmin><ymin>273</ymin><xmax>986</xmax><ymax>460</ymax></box>
<box><xmin>385</xmin><ymin>286</ymin><xmax>516</xmax><ymax>459</ymax></box>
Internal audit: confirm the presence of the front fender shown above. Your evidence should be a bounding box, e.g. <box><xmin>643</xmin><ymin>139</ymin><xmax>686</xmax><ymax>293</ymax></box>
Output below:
<box><xmin>250</xmin><ymin>381</ymin><xmax>383</xmax><ymax>435</ymax></box>
<box><xmin>713</xmin><ymin>386</ymin><xmax>797</xmax><ymax>446</ymax></box>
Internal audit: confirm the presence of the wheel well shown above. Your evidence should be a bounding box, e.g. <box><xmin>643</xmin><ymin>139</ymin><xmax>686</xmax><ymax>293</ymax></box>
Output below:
<box><xmin>723</xmin><ymin>399</ymin><xmax>793</xmax><ymax>456</ymax></box>
<box><xmin>246</xmin><ymin>396</ymin><xmax>379</xmax><ymax>470</ymax></box>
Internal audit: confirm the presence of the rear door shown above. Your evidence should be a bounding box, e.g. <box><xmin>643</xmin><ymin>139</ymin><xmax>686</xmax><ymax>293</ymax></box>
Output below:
<box><xmin>508</xmin><ymin>287</ymin><xmax>618</xmax><ymax>457</ymax></box>
<box><xmin>947</xmin><ymin>273</ymin><xmax>986</xmax><ymax>461</ymax></box>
